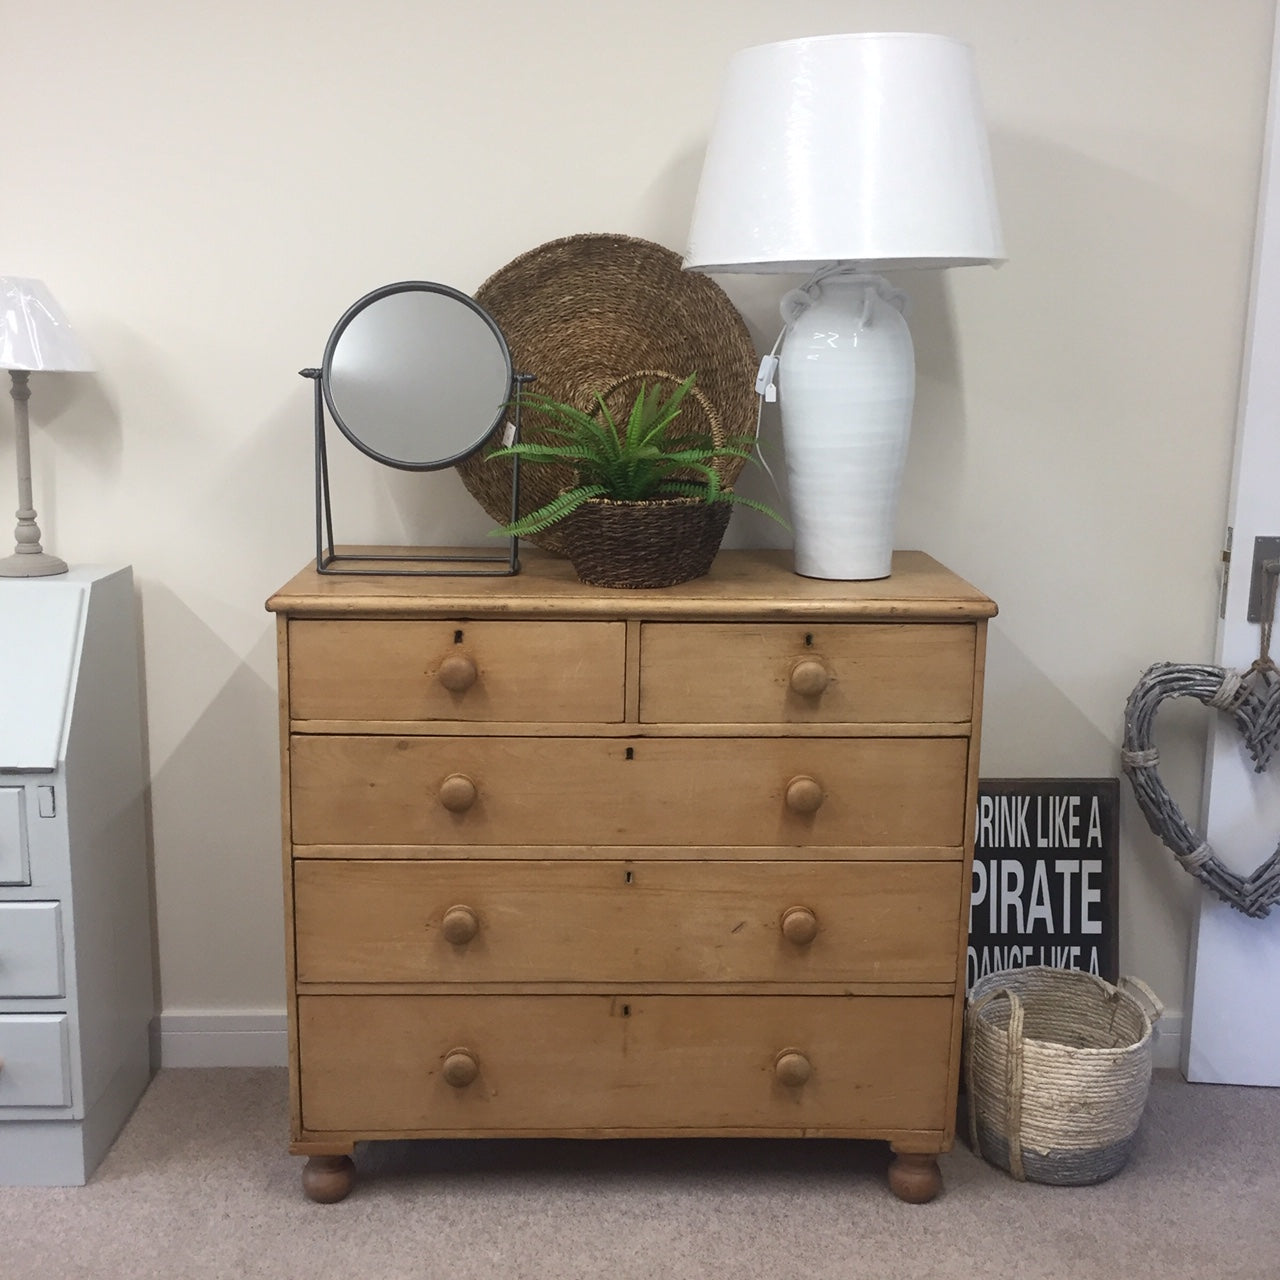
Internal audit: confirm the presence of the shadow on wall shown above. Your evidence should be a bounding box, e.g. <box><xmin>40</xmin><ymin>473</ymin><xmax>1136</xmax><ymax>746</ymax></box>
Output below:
<box><xmin>143</xmin><ymin>585</ymin><xmax>286</xmax><ymax>1012</ymax></box>
<box><xmin>129</xmin><ymin>577</ymin><xmax>163</xmax><ymax>1026</ymax></box>
<box><xmin>202</xmin><ymin>368</ymin><xmax>506</xmax><ymax>579</ymax></box>
<box><xmin>22</xmin><ymin>365</ymin><xmax>121</xmax><ymax>471</ymax></box>
<box><xmin>639</xmin><ymin>143</ymin><xmax>705</xmax><ymax>258</ymax></box>
<box><xmin>899</xmin><ymin>124</ymin><xmax>1242</xmax><ymax>558</ymax></box>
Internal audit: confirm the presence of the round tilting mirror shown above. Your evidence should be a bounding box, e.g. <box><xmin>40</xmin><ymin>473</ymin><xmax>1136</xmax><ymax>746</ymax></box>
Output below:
<box><xmin>321</xmin><ymin>281</ymin><xmax>513</xmax><ymax>470</ymax></box>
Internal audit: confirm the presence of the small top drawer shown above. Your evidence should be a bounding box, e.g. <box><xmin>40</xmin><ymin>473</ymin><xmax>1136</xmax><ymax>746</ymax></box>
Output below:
<box><xmin>638</xmin><ymin>622</ymin><xmax>976</xmax><ymax>725</ymax></box>
<box><xmin>288</xmin><ymin>619</ymin><xmax>626</xmax><ymax>723</ymax></box>
<box><xmin>0</xmin><ymin>788</ymin><xmax>30</xmax><ymax>885</ymax></box>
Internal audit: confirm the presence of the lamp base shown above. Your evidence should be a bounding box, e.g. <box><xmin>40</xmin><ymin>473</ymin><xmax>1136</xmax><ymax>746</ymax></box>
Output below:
<box><xmin>778</xmin><ymin>273</ymin><xmax>915</xmax><ymax>581</ymax></box>
<box><xmin>0</xmin><ymin>549</ymin><xmax>69</xmax><ymax>577</ymax></box>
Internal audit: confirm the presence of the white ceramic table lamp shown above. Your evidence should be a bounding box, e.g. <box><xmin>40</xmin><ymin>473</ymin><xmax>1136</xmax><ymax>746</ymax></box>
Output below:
<box><xmin>0</xmin><ymin>277</ymin><xmax>94</xmax><ymax>577</ymax></box>
<box><xmin>684</xmin><ymin>33</ymin><xmax>1004</xmax><ymax>580</ymax></box>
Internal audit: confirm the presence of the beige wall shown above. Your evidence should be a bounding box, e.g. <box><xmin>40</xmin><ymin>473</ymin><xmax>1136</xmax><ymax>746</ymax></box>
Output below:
<box><xmin>5</xmin><ymin>0</ymin><xmax>1274</xmax><ymax>1035</ymax></box>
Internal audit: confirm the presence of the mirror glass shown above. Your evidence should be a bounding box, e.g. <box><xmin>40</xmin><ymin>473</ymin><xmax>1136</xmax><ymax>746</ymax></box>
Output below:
<box><xmin>322</xmin><ymin>282</ymin><xmax>512</xmax><ymax>470</ymax></box>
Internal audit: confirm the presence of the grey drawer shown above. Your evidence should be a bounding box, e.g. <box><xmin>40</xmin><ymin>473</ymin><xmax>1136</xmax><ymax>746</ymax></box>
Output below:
<box><xmin>0</xmin><ymin>902</ymin><xmax>65</xmax><ymax>997</ymax></box>
<box><xmin>0</xmin><ymin>788</ymin><xmax>29</xmax><ymax>885</ymax></box>
<box><xmin>0</xmin><ymin>1014</ymin><xmax>71</xmax><ymax>1107</ymax></box>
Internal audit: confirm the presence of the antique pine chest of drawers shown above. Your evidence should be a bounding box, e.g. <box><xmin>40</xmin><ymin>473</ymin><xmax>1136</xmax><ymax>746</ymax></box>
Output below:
<box><xmin>266</xmin><ymin>548</ymin><xmax>995</xmax><ymax>1203</ymax></box>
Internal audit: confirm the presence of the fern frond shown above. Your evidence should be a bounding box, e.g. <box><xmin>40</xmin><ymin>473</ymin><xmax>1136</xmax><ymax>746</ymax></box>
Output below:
<box><xmin>518</xmin><ymin>395</ymin><xmax>620</xmax><ymax>459</ymax></box>
<box><xmin>720</xmin><ymin>491</ymin><xmax>791</xmax><ymax>529</ymax></box>
<box><xmin>489</xmin><ymin>442</ymin><xmax>613</xmax><ymax>467</ymax></box>
<box><xmin>489</xmin><ymin>485</ymin><xmax>608</xmax><ymax>538</ymax></box>
<box><xmin>650</xmin><ymin>483</ymin><xmax>790</xmax><ymax>529</ymax></box>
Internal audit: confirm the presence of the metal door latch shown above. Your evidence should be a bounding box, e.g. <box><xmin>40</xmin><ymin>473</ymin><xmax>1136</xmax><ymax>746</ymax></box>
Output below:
<box><xmin>1247</xmin><ymin>536</ymin><xmax>1280</xmax><ymax>623</ymax></box>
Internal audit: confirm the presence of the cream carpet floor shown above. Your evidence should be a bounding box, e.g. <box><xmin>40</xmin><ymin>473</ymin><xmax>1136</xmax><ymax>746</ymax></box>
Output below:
<box><xmin>1</xmin><ymin>1067</ymin><xmax>1277</xmax><ymax>1280</ymax></box>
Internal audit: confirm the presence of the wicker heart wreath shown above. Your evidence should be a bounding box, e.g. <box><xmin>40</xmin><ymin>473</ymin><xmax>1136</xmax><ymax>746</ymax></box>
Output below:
<box><xmin>1122</xmin><ymin>659</ymin><xmax>1280</xmax><ymax>918</ymax></box>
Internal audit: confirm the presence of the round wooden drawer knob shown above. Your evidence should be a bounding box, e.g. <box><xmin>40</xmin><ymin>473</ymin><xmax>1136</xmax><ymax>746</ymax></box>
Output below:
<box><xmin>439</xmin><ymin>773</ymin><xmax>477</xmax><ymax>812</ymax></box>
<box><xmin>780</xmin><ymin>905</ymin><xmax>819</xmax><ymax>946</ymax></box>
<box><xmin>442</xmin><ymin>1048</ymin><xmax>479</xmax><ymax>1088</ymax></box>
<box><xmin>785</xmin><ymin>775</ymin><xmax>824</xmax><ymax>814</ymax></box>
<box><xmin>442</xmin><ymin>905</ymin><xmax>479</xmax><ymax>945</ymax></box>
<box><xmin>437</xmin><ymin>654</ymin><xmax>478</xmax><ymax>693</ymax></box>
<box><xmin>789</xmin><ymin>659</ymin><xmax>831</xmax><ymax>697</ymax></box>
<box><xmin>774</xmin><ymin>1049</ymin><xmax>812</xmax><ymax>1087</ymax></box>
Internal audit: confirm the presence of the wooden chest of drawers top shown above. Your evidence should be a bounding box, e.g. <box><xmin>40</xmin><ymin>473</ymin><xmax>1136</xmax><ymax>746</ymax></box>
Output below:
<box><xmin>266</xmin><ymin>548</ymin><xmax>997</xmax><ymax>625</ymax></box>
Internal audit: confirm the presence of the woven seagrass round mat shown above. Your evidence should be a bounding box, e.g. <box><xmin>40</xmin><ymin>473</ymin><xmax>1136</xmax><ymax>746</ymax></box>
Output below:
<box><xmin>456</xmin><ymin>233</ymin><xmax>758</xmax><ymax>553</ymax></box>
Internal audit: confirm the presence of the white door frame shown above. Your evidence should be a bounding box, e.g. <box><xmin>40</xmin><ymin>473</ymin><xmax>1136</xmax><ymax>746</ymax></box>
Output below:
<box><xmin>1183</xmin><ymin>7</ymin><xmax>1280</xmax><ymax>1085</ymax></box>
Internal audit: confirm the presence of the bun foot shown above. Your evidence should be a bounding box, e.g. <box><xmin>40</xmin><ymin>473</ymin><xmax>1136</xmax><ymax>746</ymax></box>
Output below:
<box><xmin>888</xmin><ymin>1150</ymin><xmax>942</xmax><ymax>1203</ymax></box>
<box><xmin>302</xmin><ymin>1154</ymin><xmax>356</xmax><ymax>1203</ymax></box>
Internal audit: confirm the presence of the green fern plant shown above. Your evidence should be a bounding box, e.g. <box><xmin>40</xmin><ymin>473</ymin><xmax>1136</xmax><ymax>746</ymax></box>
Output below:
<box><xmin>487</xmin><ymin>373</ymin><xmax>786</xmax><ymax>538</ymax></box>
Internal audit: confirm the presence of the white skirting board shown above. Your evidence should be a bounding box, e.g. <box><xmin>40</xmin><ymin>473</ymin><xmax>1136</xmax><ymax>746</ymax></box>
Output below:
<box><xmin>156</xmin><ymin>1010</ymin><xmax>1184</xmax><ymax>1072</ymax></box>
<box><xmin>156</xmin><ymin>1013</ymin><xmax>289</xmax><ymax>1068</ymax></box>
<box><xmin>1150</xmin><ymin>1012</ymin><xmax>1184</xmax><ymax>1071</ymax></box>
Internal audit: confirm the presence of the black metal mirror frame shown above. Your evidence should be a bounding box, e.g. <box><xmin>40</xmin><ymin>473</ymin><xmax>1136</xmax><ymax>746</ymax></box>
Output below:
<box><xmin>303</xmin><ymin>280</ymin><xmax>525</xmax><ymax>576</ymax></box>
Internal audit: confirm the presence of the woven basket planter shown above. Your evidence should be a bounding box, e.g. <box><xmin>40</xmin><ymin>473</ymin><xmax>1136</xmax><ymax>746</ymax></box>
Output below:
<box><xmin>561</xmin><ymin>496</ymin><xmax>732</xmax><ymax>589</ymax></box>
<box><xmin>965</xmin><ymin>967</ymin><xmax>1162</xmax><ymax>1186</ymax></box>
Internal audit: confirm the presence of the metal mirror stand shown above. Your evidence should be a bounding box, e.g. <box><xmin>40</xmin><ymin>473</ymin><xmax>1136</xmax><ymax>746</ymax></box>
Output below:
<box><xmin>300</xmin><ymin>280</ymin><xmax>529</xmax><ymax>577</ymax></box>
<box><xmin>299</xmin><ymin>368</ymin><xmax>529</xmax><ymax>577</ymax></box>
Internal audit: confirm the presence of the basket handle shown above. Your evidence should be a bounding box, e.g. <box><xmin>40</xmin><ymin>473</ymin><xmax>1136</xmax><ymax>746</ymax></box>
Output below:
<box><xmin>965</xmin><ymin>987</ymin><xmax>1028</xmax><ymax>1181</ymax></box>
<box><xmin>1119</xmin><ymin>975</ymin><xmax>1164</xmax><ymax>1023</ymax></box>
<box><xmin>589</xmin><ymin>370</ymin><xmax>725</xmax><ymax>443</ymax></box>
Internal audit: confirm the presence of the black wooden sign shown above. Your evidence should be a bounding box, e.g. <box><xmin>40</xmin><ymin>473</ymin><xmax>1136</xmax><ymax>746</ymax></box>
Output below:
<box><xmin>967</xmin><ymin>778</ymin><xmax>1119</xmax><ymax>991</ymax></box>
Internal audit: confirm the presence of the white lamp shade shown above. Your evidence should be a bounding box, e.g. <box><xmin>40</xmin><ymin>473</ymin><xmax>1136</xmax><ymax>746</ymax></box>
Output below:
<box><xmin>0</xmin><ymin>277</ymin><xmax>94</xmax><ymax>372</ymax></box>
<box><xmin>684</xmin><ymin>33</ymin><xmax>1004</xmax><ymax>273</ymax></box>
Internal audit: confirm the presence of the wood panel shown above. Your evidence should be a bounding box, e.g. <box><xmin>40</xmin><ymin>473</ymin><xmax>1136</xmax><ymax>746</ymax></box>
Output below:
<box><xmin>266</xmin><ymin>549</ymin><xmax>998</xmax><ymax>623</ymax></box>
<box><xmin>288</xmin><ymin>619</ymin><xmax>626</xmax><ymax>723</ymax></box>
<box><xmin>293</xmin><ymin>859</ymin><xmax>963</xmax><ymax>985</ymax></box>
<box><xmin>288</xmin><ymin>735</ymin><xmax>968</xmax><ymax>848</ymax></box>
<box><xmin>291</xmin><ymin>842</ymin><xmax>963</xmax><ymax>863</ymax></box>
<box><xmin>297</xmin><ymin>994</ymin><xmax>953</xmax><ymax>1133</ymax></box>
<box><xmin>639</xmin><ymin>622</ymin><xmax>975</xmax><ymax>724</ymax></box>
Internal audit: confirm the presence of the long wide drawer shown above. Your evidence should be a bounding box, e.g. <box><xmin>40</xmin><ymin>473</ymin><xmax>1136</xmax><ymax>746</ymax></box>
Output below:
<box><xmin>639</xmin><ymin>622</ymin><xmax>977</xmax><ymax>725</ymax></box>
<box><xmin>288</xmin><ymin>619</ymin><xmax>626</xmax><ymax>723</ymax></box>
<box><xmin>297</xmin><ymin>994</ymin><xmax>954</xmax><ymax>1134</ymax></box>
<box><xmin>293</xmin><ymin>859</ymin><xmax>962</xmax><ymax>985</ymax></box>
<box><xmin>289</xmin><ymin>736</ymin><xmax>968</xmax><ymax>848</ymax></box>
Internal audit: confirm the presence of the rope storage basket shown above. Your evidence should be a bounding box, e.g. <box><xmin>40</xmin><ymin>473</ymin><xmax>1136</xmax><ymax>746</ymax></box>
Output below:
<box><xmin>965</xmin><ymin>966</ymin><xmax>1163</xmax><ymax>1186</ymax></box>
<box><xmin>456</xmin><ymin>233</ymin><xmax>758</xmax><ymax>553</ymax></box>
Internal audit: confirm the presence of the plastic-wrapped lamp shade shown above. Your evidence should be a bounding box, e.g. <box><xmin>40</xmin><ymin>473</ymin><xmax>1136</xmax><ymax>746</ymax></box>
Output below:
<box><xmin>0</xmin><ymin>278</ymin><xmax>94</xmax><ymax>372</ymax></box>
<box><xmin>684</xmin><ymin>33</ymin><xmax>1005</xmax><ymax>273</ymax></box>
